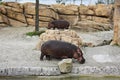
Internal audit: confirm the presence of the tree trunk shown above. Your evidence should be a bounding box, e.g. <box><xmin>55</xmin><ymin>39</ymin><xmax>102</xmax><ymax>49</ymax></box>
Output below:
<box><xmin>35</xmin><ymin>0</ymin><xmax>39</xmax><ymax>31</ymax></box>
<box><xmin>111</xmin><ymin>0</ymin><xmax>120</xmax><ymax>45</ymax></box>
<box><xmin>107</xmin><ymin>0</ymin><xmax>109</xmax><ymax>4</ymax></box>
<box><xmin>80</xmin><ymin>0</ymin><xmax>82</xmax><ymax>5</ymax></box>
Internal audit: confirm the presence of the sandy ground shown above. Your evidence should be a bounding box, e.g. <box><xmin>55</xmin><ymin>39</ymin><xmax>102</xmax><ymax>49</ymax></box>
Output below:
<box><xmin>0</xmin><ymin>26</ymin><xmax>120</xmax><ymax>76</ymax></box>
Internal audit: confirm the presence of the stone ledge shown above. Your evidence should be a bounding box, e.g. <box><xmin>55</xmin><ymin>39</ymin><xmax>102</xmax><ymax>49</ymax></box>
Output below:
<box><xmin>0</xmin><ymin>66</ymin><xmax>120</xmax><ymax>76</ymax></box>
<box><xmin>72</xmin><ymin>66</ymin><xmax>120</xmax><ymax>75</ymax></box>
<box><xmin>0</xmin><ymin>67</ymin><xmax>61</xmax><ymax>76</ymax></box>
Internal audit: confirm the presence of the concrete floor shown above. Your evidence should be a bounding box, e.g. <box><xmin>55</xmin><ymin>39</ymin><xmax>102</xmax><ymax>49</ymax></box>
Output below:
<box><xmin>0</xmin><ymin>27</ymin><xmax>120</xmax><ymax>76</ymax></box>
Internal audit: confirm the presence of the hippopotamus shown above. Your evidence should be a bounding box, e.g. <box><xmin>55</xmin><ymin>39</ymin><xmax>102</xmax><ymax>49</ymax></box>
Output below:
<box><xmin>40</xmin><ymin>40</ymin><xmax>85</xmax><ymax>64</ymax></box>
<box><xmin>48</xmin><ymin>20</ymin><xmax>70</xmax><ymax>29</ymax></box>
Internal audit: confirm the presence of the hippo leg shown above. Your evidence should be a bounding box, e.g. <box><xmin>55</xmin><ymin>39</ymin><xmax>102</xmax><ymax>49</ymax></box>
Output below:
<box><xmin>40</xmin><ymin>53</ymin><xmax>45</xmax><ymax>60</ymax></box>
<box><xmin>46</xmin><ymin>55</ymin><xmax>51</xmax><ymax>60</ymax></box>
<box><xmin>65</xmin><ymin>27</ymin><xmax>68</xmax><ymax>29</ymax></box>
<box><xmin>53</xmin><ymin>27</ymin><xmax>55</xmax><ymax>30</ymax></box>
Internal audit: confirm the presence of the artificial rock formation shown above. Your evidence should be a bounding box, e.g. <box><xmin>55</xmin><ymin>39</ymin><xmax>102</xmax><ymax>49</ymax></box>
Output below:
<box><xmin>0</xmin><ymin>2</ymin><xmax>114</xmax><ymax>32</ymax></box>
<box><xmin>58</xmin><ymin>59</ymin><xmax>73</xmax><ymax>73</ymax></box>
<box><xmin>110</xmin><ymin>0</ymin><xmax>120</xmax><ymax>45</ymax></box>
<box><xmin>0</xmin><ymin>2</ymin><xmax>59</xmax><ymax>27</ymax></box>
<box><xmin>36</xmin><ymin>29</ymin><xmax>82</xmax><ymax>50</ymax></box>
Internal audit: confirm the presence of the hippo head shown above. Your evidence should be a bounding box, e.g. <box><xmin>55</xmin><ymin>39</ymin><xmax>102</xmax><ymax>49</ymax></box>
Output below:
<box><xmin>48</xmin><ymin>22</ymin><xmax>54</xmax><ymax>29</ymax></box>
<box><xmin>73</xmin><ymin>48</ymin><xmax>85</xmax><ymax>64</ymax></box>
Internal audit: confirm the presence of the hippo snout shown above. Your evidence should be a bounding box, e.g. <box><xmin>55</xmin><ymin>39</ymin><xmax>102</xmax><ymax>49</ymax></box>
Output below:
<box><xmin>47</xmin><ymin>27</ymin><xmax>51</xmax><ymax>29</ymax></box>
<box><xmin>80</xmin><ymin>58</ymin><xmax>85</xmax><ymax>64</ymax></box>
<box><xmin>78</xmin><ymin>57</ymin><xmax>85</xmax><ymax>64</ymax></box>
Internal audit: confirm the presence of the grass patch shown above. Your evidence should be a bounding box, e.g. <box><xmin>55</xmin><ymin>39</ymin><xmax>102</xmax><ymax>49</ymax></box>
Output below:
<box><xmin>26</xmin><ymin>30</ymin><xmax>45</xmax><ymax>37</ymax></box>
<box><xmin>114</xmin><ymin>44</ymin><xmax>120</xmax><ymax>47</ymax></box>
<box><xmin>0</xmin><ymin>2</ymin><xmax>3</xmax><ymax>5</ymax></box>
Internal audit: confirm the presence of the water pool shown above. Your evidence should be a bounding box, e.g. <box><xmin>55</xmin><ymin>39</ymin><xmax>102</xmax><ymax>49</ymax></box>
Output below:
<box><xmin>0</xmin><ymin>76</ymin><xmax>120</xmax><ymax>80</ymax></box>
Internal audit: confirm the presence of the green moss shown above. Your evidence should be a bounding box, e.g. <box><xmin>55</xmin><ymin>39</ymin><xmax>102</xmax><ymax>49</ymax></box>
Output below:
<box><xmin>0</xmin><ymin>2</ymin><xmax>3</xmax><ymax>5</ymax></box>
<box><xmin>112</xmin><ymin>43</ymin><xmax>120</xmax><ymax>47</ymax></box>
<box><xmin>26</xmin><ymin>30</ymin><xmax>45</xmax><ymax>37</ymax></box>
<box><xmin>104</xmin><ymin>75</ymin><xmax>120</xmax><ymax>78</ymax></box>
<box><xmin>115</xmin><ymin>44</ymin><xmax>120</xmax><ymax>47</ymax></box>
<box><xmin>1</xmin><ymin>75</ymin><xmax>120</xmax><ymax>80</ymax></box>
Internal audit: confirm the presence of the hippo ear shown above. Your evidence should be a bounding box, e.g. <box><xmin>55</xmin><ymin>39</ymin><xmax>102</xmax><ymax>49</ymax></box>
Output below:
<box><xmin>77</xmin><ymin>48</ymin><xmax>83</xmax><ymax>55</ymax></box>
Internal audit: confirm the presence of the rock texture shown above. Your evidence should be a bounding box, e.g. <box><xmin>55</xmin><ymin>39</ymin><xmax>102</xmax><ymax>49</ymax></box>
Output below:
<box><xmin>0</xmin><ymin>67</ymin><xmax>61</xmax><ymax>76</ymax></box>
<box><xmin>110</xmin><ymin>0</ymin><xmax>120</xmax><ymax>46</ymax></box>
<box><xmin>0</xmin><ymin>2</ymin><xmax>114</xmax><ymax>32</ymax></box>
<box><xmin>58</xmin><ymin>59</ymin><xmax>73</xmax><ymax>73</ymax></box>
<box><xmin>36</xmin><ymin>29</ymin><xmax>82</xmax><ymax>50</ymax></box>
<box><xmin>0</xmin><ymin>2</ymin><xmax>59</xmax><ymax>27</ymax></box>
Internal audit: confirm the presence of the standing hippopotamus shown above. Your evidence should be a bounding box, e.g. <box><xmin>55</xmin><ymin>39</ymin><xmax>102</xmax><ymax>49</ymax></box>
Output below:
<box><xmin>48</xmin><ymin>20</ymin><xmax>70</xmax><ymax>29</ymax></box>
<box><xmin>40</xmin><ymin>40</ymin><xmax>85</xmax><ymax>64</ymax></box>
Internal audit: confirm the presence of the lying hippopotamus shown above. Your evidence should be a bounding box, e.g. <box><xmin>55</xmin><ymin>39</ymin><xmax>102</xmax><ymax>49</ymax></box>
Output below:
<box><xmin>40</xmin><ymin>40</ymin><xmax>85</xmax><ymax>64</ymax></box>
<box><xmin>48</xmin><ymin>20</ymin><xmax>70</xmax><ymax>29</ymax></box>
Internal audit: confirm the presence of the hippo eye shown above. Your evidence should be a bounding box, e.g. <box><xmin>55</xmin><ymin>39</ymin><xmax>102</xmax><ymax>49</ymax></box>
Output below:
<box><xmin>78</xmin><ymin>52</ymin><xmax>82</xmax><ymax>57</ymax></box>
<box><xmin>77</xmin><ymin>49</ymin><xmax>83</xmax><ymax>57</ymax></box>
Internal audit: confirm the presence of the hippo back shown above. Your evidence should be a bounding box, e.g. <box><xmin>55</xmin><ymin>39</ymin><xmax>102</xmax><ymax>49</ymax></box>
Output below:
<box><xmin>41</xmin><ymin>40</ymin><xmax>77</xmax><ymax>58</ymax></box>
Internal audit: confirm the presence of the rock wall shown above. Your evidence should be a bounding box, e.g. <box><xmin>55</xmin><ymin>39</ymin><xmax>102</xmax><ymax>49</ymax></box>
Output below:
<box><xmin>110</xmin><ymin>0</ymin><xmax>120</xmax><ymax>46</ymax></box>
<box><xmin>0</xmin><ymin>2</ymin><xmax>114</xmax><ymax>31</ymax></box>
<box><xmin>0</xmin><ymin>2</ymin><xmax>59</xmax><ymax>27</ymax></box>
